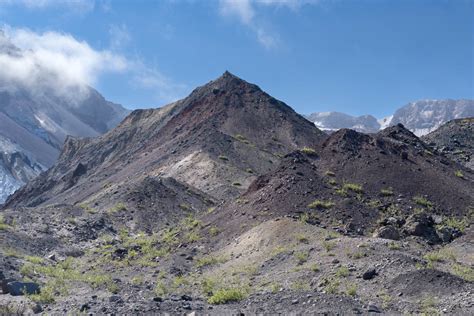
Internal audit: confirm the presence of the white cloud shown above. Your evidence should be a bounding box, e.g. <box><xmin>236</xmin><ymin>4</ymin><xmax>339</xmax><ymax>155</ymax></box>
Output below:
<box><xmin>0</xmin><ymin>26</ymin><xmax>184</xmax><ymax>106</ymax></box>
<box><xmin>0</xmin><ymin>27</ymin><xmax>126</xmax><ymax>100</ymax></box>
<box><xmin>218</xmin><ymin>0</ymin><xmax>321</xmax><ymax>49</ymax></box>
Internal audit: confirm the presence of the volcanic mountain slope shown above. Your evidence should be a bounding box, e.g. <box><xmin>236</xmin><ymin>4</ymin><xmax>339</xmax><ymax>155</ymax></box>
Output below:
<box><xmin>5</xmin><ymin>71</ymin><xmax>326</xmax><ymax>209</ymax></box>
<box><xmin>206</xmin><ymin>124</ymin><xmax>473</xmax><ymax>244</ymax></box>
<box><xmin>1</xmin><ymin>74</ymin><xmax>473</xmax><ymax>315</ymax></box>
<box><xmin>422</xmin><ymin>118</ymin><xmax>474</xmax><ymax>170</ymax></box>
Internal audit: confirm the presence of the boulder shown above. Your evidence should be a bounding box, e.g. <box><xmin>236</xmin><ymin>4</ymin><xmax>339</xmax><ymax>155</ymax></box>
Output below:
<box><xmin>362</xmin><ymin>268</ymin><xmax>377</xmax><ymax>280</ymax></box>
<box><xmin>403</xmin><ymin>213</ymin><xmax>440</xmax><ymax>243</ymax></box>
<box><xmin>373</xmin><ymin>225</ymin><xmax>400</xmax><ymax>240</ymax></box>
<box><xmin>7</xmin><ymin>281</ymin><xmax>40</xmax><ymax>296</ymax></box>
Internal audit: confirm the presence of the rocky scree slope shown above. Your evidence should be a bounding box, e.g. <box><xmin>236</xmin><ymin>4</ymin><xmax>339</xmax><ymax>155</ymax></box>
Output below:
<box><xmin>4</xmin><ymin>71</ymin><xmax>325</xmax><ymax>208</ymax></box>
<box><xmin>422</xmin><ymin>117</ymin><xmax>474</xmax><ymax>170</ymax></box>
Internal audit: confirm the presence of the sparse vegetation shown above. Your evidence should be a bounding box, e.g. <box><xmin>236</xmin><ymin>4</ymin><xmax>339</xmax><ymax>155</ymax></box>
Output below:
<box><xmin>439</xmin><ymin>216</ymin><xmax>469</xmax><ymax>233</ymax></box>
<box><xmin>380</xmin><ymin>188</ymin><xmax>394</xmax><ymax>196</ymax></box>
<box><xmin>0</xmin><ymin>215</ymin><xmax>11</xmax><ymax>230</ymax></box>
<box><xmin>325</xmin><ymin>171</ymin><xmax>336</xmax><ymax>177</ymax></box>
<box><xmin>335</xmin><ymin>266</ymin><xmax>350</xmax><ymax>278</ymax></box>
<box><xmin>234</xmin><ymin>134</ymin><xmax>250</xmax><ymax>144</ymax></box>
<box><xmin>110</xmin><ymin>202</ymin><xmax>127</xmax><ymax>213</ymax></box>
<box><xmin>346</xmin><ymin>283</ymin><xmax>357</xmax><ymax>296</ymax></box>
<box><xmin>388</xmin><ymin>242</ymin><xmax>401</xmax><ymax>250</ymax></box>
<box><xmin>308</xmin><ymin>199</ymin><xmax>335</xmax><ymax>209</ymax></box>
<box><xmin>299</xmin><ymin>212</ymin><xmax>319</xmax><ymax>225</ymax></box>
<box><xmin>454</xmin><ymin>170</ymin><xmax>464</xmax><ymax>178</ymax></box>
<box><xmin>413</xmin><ymin>195</ymin><xmax>433</xmax><ymax>209</ymax></box>
<box><xmin>196</xmin><ymin>255</ymin><xmax>227</xmax><ymax>268</ymax></box>
<box><xmin>295</xmin><ymin>233</ymin><xmax>309</xmax><ymax>243</ymax></box>
<box><xmin>209</xmin><ymin>226</ymin><xmax>220</xmax><ymax>236</ymax></box>
<box><xmin>294</xmin><ymin>251</ymin><xmax>309</xmax><ymax>265</ymax></box>
<box><xmin>322</xmin><ymin>240</ymin><xmax>336</xmax><ymax>252</ymax></box>
<box><xmin>290</xmin><ymin>279</ymin><xmax>311</xmax><ymax>291</ymax></box>
<box><xmin>342</xmin><ymin>182</ymin><xmax>364</xmax><ymax>193</ymax></box>
<box><xmin>218</xmin><ymin>155</ymin><xmax>229</xmax><ymax>161</ymax></box>
<box><xmin>419</xmin><ymin>295</ymin><xmax>439</xmax><ymax>315</ymax></box>
<box><xmin>208</xmin><ymin>287</ymin><xmax>248</xmax><ymax>304</ymax></box>
<box><xmin>300</xmin><ymin>147</ymin><xmax>317</xmax><ymax>156</ymax></box>
<box><xmin>310</xmin><ymin>263</ymin><xmax>320</xmax><ymax>272</ymax></box>
<box><xmin>452</xmin><ymin>264</ymin><xmax>474</xmax><ymax>282</ymax></box>
<box><xmin>328</xmin><ymin>179</ymin><xmax>337</xmax><ymax>186</ymax></box>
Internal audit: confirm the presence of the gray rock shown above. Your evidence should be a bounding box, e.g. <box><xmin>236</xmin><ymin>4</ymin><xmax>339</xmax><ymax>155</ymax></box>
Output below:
<box><xmin>7</xmin><ymin>281</ymin><xmax>40</xmax><ymax>296</ymax></box>
<box><xmin>368</xmin><ymin>304</ymin><xmax>381</xmax><ymax>313</ymax></box>
<box><xmin>373</xmin><ymin>225</ymin><xmax>400</xmax><ymax>240</ymax></box>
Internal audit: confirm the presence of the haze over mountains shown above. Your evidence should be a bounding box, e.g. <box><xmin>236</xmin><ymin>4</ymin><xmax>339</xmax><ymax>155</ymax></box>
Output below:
<box><xmin>0</xmin><ymin>32</ymin><xmax>129</xmax><ymax>203</ymax></box>
<box><xmin>1</xmin><ymin>72</ymin><xmax>473</xmax><ymax>314</ymax></box>
<box><xmin>308</xmin><ymin>99</ymin><xmax>474</xmax><ymax>136</ymax></box>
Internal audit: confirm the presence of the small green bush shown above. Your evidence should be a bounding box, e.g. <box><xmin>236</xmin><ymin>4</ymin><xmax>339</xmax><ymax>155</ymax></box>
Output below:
<box><xmin>413</xmin><ymin>196</ymin><xmax>433</xmax><ymax>209</ymax></box>
<box><xmin>294</xmin><ymin>251</ymin><xmax>309</xmax><ymax>265</ymax></box>
<box><xmin>208</xmin><ymin>287</ymin><xmax>248</xmax><ymax>304</ymax></box>
<box><xmin>335</xmin><ymin>266</ymin><xmax>350</xmax><ymax>278</ymax></box>
<box><xmin>380</xmin><ymin>188</ymin><xmax>394</xmax><ymax>196</ymax></box>
<box><xmin>454</xmin><ymin>170</ymin><xmax>464</xmax><ymax>178</ymax></box>
<box><xmin>342</xmin><ymin>183</ymin><xmax>364</xmax><ymax>193</ymax></box>
<box><xmin>300</xmin><ymin>147</ymin><xmax>317</xmax><ymax>156</ymax></box>
<box><xmin>308</xmin><ymin>199</ymin><xmax>335</xmax><ymax>209</ymax></box>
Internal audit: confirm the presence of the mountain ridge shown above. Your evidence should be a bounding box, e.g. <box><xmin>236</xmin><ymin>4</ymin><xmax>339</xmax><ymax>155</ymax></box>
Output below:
<box><xmin>308</xmin><ymin>99</ymin><xmax>474</xmax><ymax>136</ymax></box>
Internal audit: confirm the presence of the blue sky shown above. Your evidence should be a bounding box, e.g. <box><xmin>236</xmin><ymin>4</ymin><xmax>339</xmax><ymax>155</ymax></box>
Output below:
<box><xmin>0</xmin><ymin>0</ymin><xmax>472</xmax><ymax>117</ymax></box>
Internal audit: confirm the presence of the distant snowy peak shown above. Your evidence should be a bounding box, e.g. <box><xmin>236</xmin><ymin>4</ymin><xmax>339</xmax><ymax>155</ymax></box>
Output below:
<box><xmin>307</xmin><ymin>111</ymin><xmax>380</xmax><ymax>133</ymax></box>
<box><xmin>391</xmin><ymin>99</ymin><xmax>474</xmax><ymax>136</ymax></box>
<box><xmin>308</xmin><ymin>99</ymin><xmax>474</xmax><ymax>136</ymax></box>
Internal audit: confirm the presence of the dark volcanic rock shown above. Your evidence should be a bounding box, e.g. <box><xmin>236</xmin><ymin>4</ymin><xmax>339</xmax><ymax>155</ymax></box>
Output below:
<box><xmin>7</xmin><ymin>281</ymin><xmax>40</xmax><ymax>296</ymax></box>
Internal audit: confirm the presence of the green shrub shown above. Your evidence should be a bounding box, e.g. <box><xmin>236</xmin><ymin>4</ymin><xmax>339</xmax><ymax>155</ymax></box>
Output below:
<box><xmin>335</xmin><ymin>266</ymin><xmax>350</xmax><ymax>278</ymax></box>
<box><xmin>322</xmin><ymin>241</ymin><xmax>336</xmax><ymax>252</ymax></box>
<box><xmin>413</xmin><ymin>196</ymin><xmax>433</xmax><ymax>209</ymax></box>
<box><xmin>342</xmin><ymin>183</ymin><xmax>364</xmax><ymax>193</ymax></box>
<box><xmin>196</xmin><ymin>255</ymin><xmax>227</xmax><ymax>268</ymax></box>
<box><xmin>346</xmin><ymin>283</ymin><xmax>357</xmax><ymax>296</ymax></box>
<box><xmin>454</xmin><ymin>170</ymin><xmax>464</xmax><ymax>178</ymax></box>
<box><xmin>0</xmin><ymin>215</ymin><xmax>11</xmax><ymax>230</ymax></box>
<box><xmin>208</xmin><ymin>287</ymin><xmax>248</xmax><ymax>304</ymax></box>
<box><xmin>110</xmin><ymin>202</ymin><xmax>127</xmax><ymax>213</ymax></box>
<box><xmin>441</xmin><ymin>217</ymin><xmax>468</xmax><ymax>233</ymax></box>
<box><xmin>300</xmin><ymin>147</ymin><xmax>317</xmax><ymax>156</ymax></box>
<box><xmin>310</xmin><ymin>263</ymin><xmax>320</xmax><ymax>272</ymax></box>
<box><xmin>209</xmin><ymin>227</ymin><xmax>220</xmax><ymax>236</ymax></box>
<box><xmin>380</xmin><ymin>188</ymin><xmax>394</xmax><ymax>196</ymax></box>
<box><xmin>234</xmin><ymin>134</ymin><xmax>250</xmax><ymax>144</ymax></box>
<box><xmin>295</xmin><ymin>234</ymin><xmax>309</xmax><ymax>243</ymax></box>
<box><xmin>308</xmin><ymin>199</ymin><xmax>335</xmax><ymax>209</ymax></box>
<box><xmin>452</xmin><ymin>264</ymin><xmax>474</xmax><ymax>281</ymax></box>
<box><xmin>294</xmin><ymin>251</ymin><xmax>309</xmax><ymax>265</ymax></box>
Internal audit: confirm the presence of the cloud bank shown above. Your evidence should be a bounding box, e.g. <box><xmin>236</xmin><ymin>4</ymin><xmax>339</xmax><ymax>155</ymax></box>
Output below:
<box><xmin>0</xmin><ymin>27</ymin><xmax>127</xmax><ymax>100</ymax></box>
<box><xmin>0</xmin><ymin>26</ymin><xmax>184</xmax><ymax>105</ymax></box>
